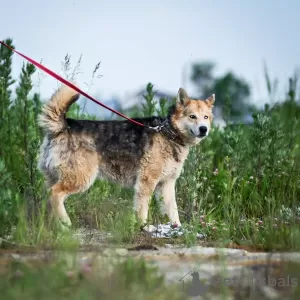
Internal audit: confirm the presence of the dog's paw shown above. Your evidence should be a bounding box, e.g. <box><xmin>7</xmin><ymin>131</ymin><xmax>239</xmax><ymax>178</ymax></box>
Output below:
<box><xmin>57</xmin><ymin>220</ymin><xmax>72</xmax><ymax>233</ymax></box>
<box><xmin>142</xmin><ymin>224</ymin><xmax>156</xmax><ymax>233</ymax></box>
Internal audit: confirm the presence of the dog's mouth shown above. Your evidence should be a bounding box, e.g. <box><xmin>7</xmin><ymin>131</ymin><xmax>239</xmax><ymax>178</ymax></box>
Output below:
<box><xmin>190</xmin><ymin>129</ymin><xmax>207</xmax><ymax>138</ymax></box>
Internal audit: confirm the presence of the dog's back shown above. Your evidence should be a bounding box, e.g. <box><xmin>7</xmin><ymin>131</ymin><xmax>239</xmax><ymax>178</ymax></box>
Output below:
<box><xmin>38</xmin><ymin>85</ymin><xmax>178</xmax><ymax>187</ymax></box>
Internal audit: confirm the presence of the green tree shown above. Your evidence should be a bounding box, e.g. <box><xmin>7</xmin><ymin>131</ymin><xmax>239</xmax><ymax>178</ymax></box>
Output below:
<box><xmin>0</xmin><ymin>37</ymin><xmax>44</xmax><ymax>228</ymax></box>
<box><xmin>208</xmin><ymin>72</ymin><xmax>250</xmax><ymax>117</ymax></box>
<box><xmin>0</xmin><ymin>38</ymin><xmax>15</xmax><ymax>168</ymax></box>
<box><xmin>190</xmin><ymin>62</ymin><xmax>251</xmax><ymax>119</ymax></box>
<box><xmin>190</xmin><ymin>62</ymin><xmax>215</xmax><ymax>96</ymax></box>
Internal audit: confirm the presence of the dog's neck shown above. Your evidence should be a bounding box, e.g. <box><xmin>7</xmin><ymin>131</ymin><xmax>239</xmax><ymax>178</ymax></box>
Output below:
<box><xmin>156</xmin><ymin>118</ymin><xmax>186</xmax><ymax>147</ymax></box>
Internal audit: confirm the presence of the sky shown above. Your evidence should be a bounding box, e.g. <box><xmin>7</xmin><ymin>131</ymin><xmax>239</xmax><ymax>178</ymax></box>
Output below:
<box><xmin>1</xmin><ymin>0</ymin><xmax>299</xmax><ymax>113</ymax></box>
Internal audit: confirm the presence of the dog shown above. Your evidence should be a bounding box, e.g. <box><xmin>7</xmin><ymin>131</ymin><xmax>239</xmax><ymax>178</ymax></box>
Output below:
<box><xmin>37</xmin><ymin>85</ymin><xmax>215</xmax><ymax>229</ymax></box>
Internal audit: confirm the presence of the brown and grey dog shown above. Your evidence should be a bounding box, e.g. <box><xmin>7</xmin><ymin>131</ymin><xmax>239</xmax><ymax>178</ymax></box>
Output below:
<box><xmin>37</xmin><ymin>85</ymin><xmax>215</xmax><ymax>229</ymax></box>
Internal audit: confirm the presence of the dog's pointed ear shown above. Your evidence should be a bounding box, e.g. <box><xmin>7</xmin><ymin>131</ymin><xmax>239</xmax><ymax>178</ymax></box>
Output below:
<box><xmin>177</xmin><ymin>88</ymin><xmax>190</xmax><ymax>106</ymax></box>
<box><xmin>205</xmin><ymin>94</ymin><xmax>215</xmax><ymax>107</ymax></box>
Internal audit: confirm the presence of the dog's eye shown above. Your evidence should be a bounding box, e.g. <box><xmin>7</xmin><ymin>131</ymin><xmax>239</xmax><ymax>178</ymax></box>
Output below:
<box><xmin>189</xmin><ymin>115</ymin><xmax>197</xmax><ymax>119</ymax></box>
<box><xmin>204</xmin><ymin>116</ymin><xmax>208</xmax><ymax>119</ymax></box>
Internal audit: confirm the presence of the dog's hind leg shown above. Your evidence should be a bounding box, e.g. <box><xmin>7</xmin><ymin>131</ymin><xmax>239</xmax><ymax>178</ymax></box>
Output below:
<box><xmin>49</xmin><ymin>184</ymin><xmax>74</xmax><ymax>228</ymax></box>
<box><xmin>48</xmin><ymin>154</ymin><xmax>98</xmax><ymax>230</ymax></box>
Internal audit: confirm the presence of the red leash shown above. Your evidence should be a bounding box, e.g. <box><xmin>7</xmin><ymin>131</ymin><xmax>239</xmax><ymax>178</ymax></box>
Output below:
<box><xmin>0</xmin><ymin>40</ymin><xmax>145</xmax><ymax>127</ymax></box>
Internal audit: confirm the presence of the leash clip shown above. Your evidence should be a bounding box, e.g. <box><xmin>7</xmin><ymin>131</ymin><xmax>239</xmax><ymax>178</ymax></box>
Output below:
<box><xmin>147</xmin><ymin>120</ymin><xmax>178</xmax><ymax>141</ymax></box>
<box><xmin>148</xmin><ymin>125</ymin><xmax>164</xmax><ymax>132</ymax></box>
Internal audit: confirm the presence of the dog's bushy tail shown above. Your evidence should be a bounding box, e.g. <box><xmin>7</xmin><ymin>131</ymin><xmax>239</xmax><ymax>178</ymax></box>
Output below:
<box><xmin>38</xmin><ymin>85</ymin><xmax>80</xmax><ymax>135</ymax></box>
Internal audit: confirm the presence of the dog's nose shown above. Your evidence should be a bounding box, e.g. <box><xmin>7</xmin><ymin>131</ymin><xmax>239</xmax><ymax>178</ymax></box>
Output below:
<box><xmin>199</xmin><ymin>126</ymin><xmax>208</xmax><ymax>135</ymax></box>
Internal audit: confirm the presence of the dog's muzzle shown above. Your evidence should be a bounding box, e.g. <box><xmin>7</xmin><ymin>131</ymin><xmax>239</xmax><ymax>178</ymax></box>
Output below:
<box><xmin>198</xmin><ymin>126</ymin><xmax>208</xmax><ymax>137</ymax></box>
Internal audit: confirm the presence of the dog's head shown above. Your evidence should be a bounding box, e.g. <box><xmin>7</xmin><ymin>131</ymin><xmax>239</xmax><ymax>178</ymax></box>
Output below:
<box><xmin>171</xmin><ymin>88</ymin><xmax>215</xmax><ymax>145</ymax></box>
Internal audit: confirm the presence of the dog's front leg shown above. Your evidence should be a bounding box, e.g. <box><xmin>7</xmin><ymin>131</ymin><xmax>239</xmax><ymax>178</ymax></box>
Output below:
<box><xmin>160</xmin><ymin>179</ymin><xmax>181</xmax><ymax>226</ymax></box>
<box><xmin>134</xmin><ymin>176</ymin><xmax>158</xmax><ymax>226</ymax></box>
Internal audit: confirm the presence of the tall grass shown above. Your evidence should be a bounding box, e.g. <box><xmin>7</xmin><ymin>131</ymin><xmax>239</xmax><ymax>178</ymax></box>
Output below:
<box><xmin>0</xmin><ymin>256</ymin><xmax>184</xmax><ymax>300</ymax></box>
<box><xmin>1</xmin><ymin>38</ymin><xmax>300</xmax><ymax>251</ymax></box>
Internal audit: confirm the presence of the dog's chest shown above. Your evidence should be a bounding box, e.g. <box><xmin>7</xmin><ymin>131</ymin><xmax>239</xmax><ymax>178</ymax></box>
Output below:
<box><xmin>161</xmin><ymin>148</ymin><xmax>189</xmax><ymax>180</ymax></box>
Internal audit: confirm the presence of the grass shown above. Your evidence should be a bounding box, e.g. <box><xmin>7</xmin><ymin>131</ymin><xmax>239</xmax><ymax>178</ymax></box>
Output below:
<box><xmin>0</xmin><ymin>255</ymin><xmax>184</xmax><ymax>300</ymax></box>
<box><xmin>1</xmin><ymin>41</ymin><xmax>300</xmax><ymax>251</ymax></box>
<box><xmin>2</xmin><ymin>37</ymin><xmax>300</xmax><ymax>299</ymax></box>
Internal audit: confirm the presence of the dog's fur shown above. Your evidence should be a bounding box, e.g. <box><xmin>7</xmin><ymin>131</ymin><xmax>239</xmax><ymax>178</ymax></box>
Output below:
<box><xmin>37</xmin><ymin>85</ymin><xmax>215</xmax><ymax>228</ymax></box>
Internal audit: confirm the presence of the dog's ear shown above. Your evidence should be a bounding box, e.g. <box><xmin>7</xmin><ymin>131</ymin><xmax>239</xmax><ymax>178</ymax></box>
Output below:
<box><xmin>177</xmin><ymin>88</ymin><xmax>190</xmax><ymax>106</ymax></box>
<box><xmin>205</xmin><ymin>94</ymin><xmax>215</xmax><ymax>107</ymax></box>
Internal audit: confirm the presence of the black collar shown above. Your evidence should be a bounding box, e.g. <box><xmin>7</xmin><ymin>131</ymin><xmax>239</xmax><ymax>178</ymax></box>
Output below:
<box><xmin>148</xmin><ymin>119</ymin><xmax>186</xmax><ymax>146</ymax></box>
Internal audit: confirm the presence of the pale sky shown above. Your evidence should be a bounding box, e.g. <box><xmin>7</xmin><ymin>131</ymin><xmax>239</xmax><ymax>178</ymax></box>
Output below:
<box><xmin>1</xmin><ymin>0</ymin><xmax>299</xmax><ymax>112</ymax></box>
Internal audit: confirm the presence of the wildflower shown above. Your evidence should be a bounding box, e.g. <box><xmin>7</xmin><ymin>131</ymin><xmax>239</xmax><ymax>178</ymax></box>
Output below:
<box><xmin>80</xmin><ymin>263</ymin><xmax>92</xmax><ymax>274</ymax></box>
<box><xmin>14</xmin><ymin>269</ymin><xmax>24</xmax><ymax>278</ymax></box>
<box><xmin>279</xmin><ymin>205</ymin><xmax>292</xmax><ymax>221</ymax></box>
<box><xmin>171</xmin><ymin>223</ymin><xmax>178</xmax><ymax>229</ymax></box>
<box><xmin>249</xmin><ymin>176</ymin><xmax>254</xmax><ymax>180</ymax></box>
<box><xmin>212</xmin><ymin>227</ymin><xmax>217</xmax><ymax>231</ymax></box>
<box><xmin>217</xmin><ymin>195</ymin><xmax>221</xmax><ymax>199</ymax></box>
<box><xmin>213</xmin><ymin>168</ymin><xmax>219</xmax><ymax>176</ymax></box>
<box><xmin>256</xmin><ymin>220</ymin><xmax>263</xmax><ymax>226</ymax></box>
<box><xmin>66</xmin><ymin>271</ymin><xmax>75</xmax><ymax>279</ymax></box>
<box><xmin>199</xmin><ymin>215</ymin><xmax>205</xmax><ymax>221</ymax></box>
<box><xmin>203</xmin><ymin>177</ymin><xmax>208</xmax><ymax>181</ymax></box>
<box><xmin>200</xmin><ymin>221</ymin><xmax>206</xmax><ymax>227</ymax></box>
